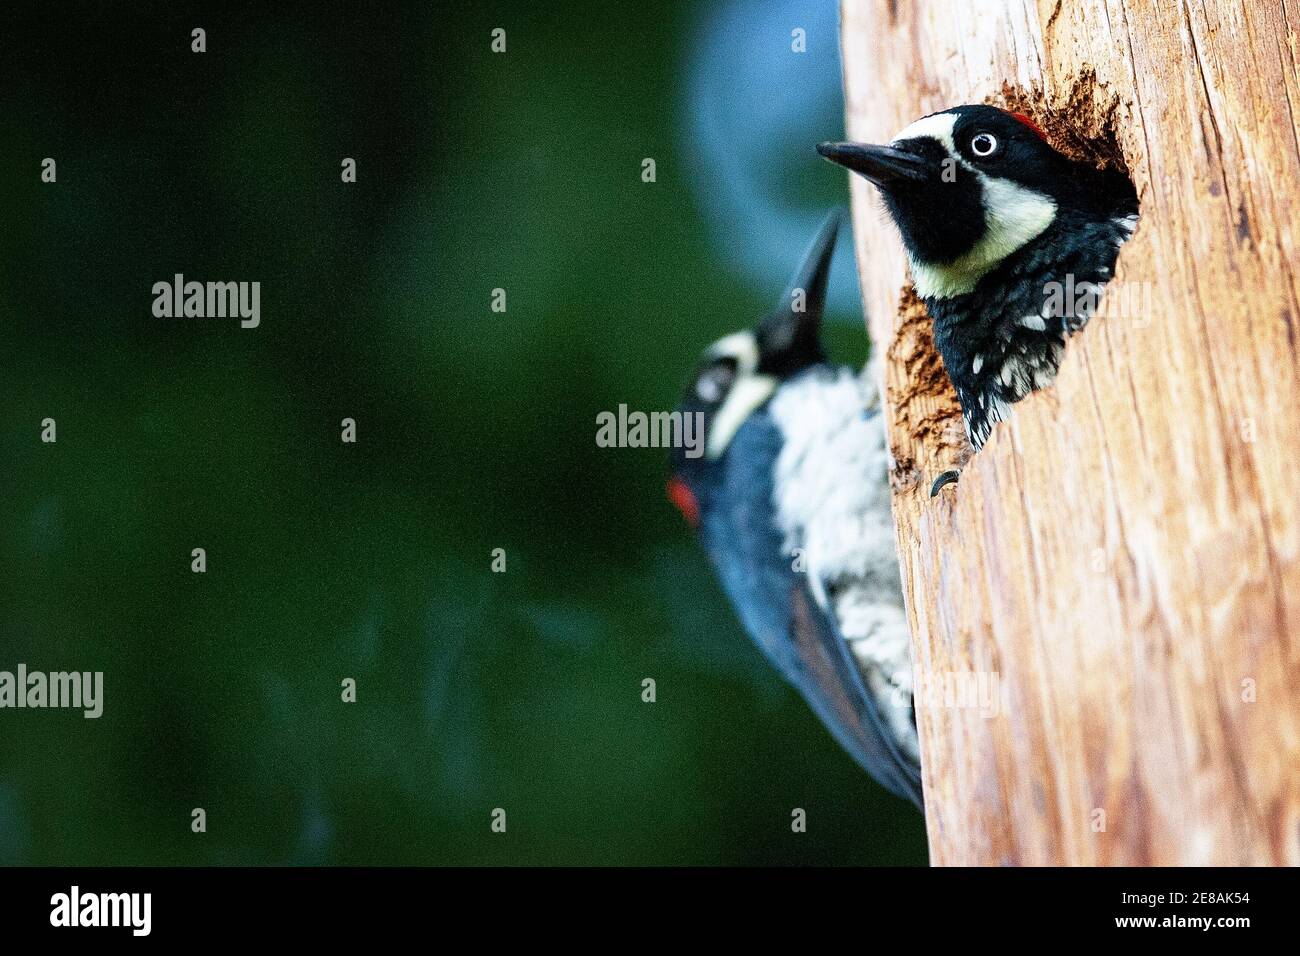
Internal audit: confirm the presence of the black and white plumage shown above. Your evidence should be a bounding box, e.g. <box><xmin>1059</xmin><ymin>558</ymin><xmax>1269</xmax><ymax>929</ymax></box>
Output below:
<box><xmin>668</xmin><ymin>213</ymin><xmax>921</xmax><ymax>806</ymax></box>
<box><xmin>819</xmin><ymin>105</ymin><xmax>1139</xmax><ymax>463</ymax></box>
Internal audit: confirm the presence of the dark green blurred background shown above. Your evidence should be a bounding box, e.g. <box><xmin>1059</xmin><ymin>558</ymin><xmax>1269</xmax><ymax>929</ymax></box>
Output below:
<box><xmin>0</xmin><ymin>0</ymin><xmax>926</xmax><ymax>864</ymax></box>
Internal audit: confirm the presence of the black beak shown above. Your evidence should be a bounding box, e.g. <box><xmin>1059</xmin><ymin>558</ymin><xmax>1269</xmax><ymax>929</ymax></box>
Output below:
<box><xmin>817</xmin><ymin>142</ymin><xmax>933</xmax><ymax>186</ymax></box>
<box><xmin>755</xmin><ymin>209</ymin><xmax>841</xmax><ymax>376</ymax></box>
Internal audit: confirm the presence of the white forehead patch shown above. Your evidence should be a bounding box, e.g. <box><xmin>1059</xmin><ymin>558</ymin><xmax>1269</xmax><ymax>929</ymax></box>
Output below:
<box><xmin>892</xmin><ymin>111</ymin><xmax>958</xmax><ymax>153</ymax></box>
<box><xmin>706</xmin><ymin>330</ymin><xmax>759</xmax><ymax>373</ymax></box>
<box><xmin>701</xmin><ymin>330</ymin><xmax>773</xmax><ymax>460</ymax></box>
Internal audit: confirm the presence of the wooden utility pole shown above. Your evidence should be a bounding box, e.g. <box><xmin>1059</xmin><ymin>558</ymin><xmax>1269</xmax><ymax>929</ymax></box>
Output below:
<box><xmin>838</xmin><ymin>0</ymin><xmax>1300</xmax><ymax>864</ymax></box>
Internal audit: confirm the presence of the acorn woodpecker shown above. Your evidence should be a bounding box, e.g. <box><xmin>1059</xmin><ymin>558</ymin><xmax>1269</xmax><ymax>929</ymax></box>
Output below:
<box><xmin>818</xmin><ymin>106</ymin><xmax>1138</xmax><ymax>493</ymax></box>
<box><xmin>667</xmin><ymin>212</ymin><xmax>922</xmax><ymax>807</ymax></box>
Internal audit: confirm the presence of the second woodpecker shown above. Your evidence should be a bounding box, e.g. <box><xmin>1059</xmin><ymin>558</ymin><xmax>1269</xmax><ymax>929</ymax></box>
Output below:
<box><xmin>668</xmin><ymin>212</ymin><xmax>921</xmax><ymax>807</ymax></box>
<box><xmin>819</xmin><ymin>106</ymin><xmax>1138</xmax><ymax>491</ymax></box>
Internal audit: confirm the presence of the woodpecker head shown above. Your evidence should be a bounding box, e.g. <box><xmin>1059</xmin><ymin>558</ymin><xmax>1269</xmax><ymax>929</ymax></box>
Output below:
<box><xmin>818</xmin><ymin>105</ymin><xmax>1132</xmax><ymax>300</ymax></box>
<box><xmin>667</xmin><ymin>211</ymin><xmax>840</xmax><ymax>526</ymax></box>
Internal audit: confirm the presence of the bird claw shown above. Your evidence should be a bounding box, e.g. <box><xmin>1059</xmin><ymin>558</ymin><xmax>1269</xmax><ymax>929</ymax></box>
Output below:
<box><xmin>930</xmin><ymin>470</ymin><xmax>961</xmax><ymax>497</ymax></box>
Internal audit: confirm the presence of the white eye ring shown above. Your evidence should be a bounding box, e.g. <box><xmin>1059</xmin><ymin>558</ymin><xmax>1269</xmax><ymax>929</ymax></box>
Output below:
<box><xmin>971</xmin><ymin>133</ymin><xmax>998</xmax><ymax>157</ymax></box>
<box><xmin>697</xmin><ymin>366</ymin><xmax>732</xmax><ymax>402</ymax></box>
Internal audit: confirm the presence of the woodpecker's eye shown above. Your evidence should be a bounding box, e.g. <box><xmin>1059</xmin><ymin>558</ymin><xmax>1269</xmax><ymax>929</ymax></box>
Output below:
<box><xmin>970</xmin><ymin>133</ymin><xmax>998</xmax><ymax>157</ymax></box>
<box><xmin>695</xmin><ymin>361</ymin><xmax>735</xmax><ymax>403</ymax></box>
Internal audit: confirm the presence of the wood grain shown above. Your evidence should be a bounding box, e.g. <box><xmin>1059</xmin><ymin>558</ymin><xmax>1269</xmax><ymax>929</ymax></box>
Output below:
<box><xmin>838</xmin><ymin>0</ymin><xmax>1300</xmax><ymax>865</ymax></box>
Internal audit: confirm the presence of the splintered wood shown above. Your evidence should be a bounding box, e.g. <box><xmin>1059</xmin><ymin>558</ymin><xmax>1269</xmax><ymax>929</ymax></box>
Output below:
<box><xmin>839</xmin><ymin>0</ymin><xmax>1300</xmax><ymax>865</ymax></box>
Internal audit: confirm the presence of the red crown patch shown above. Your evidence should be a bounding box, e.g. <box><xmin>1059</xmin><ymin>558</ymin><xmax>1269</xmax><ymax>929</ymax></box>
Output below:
<box><xmin>1007</xmin><ymin>110</ymin><xmax>1048</xmax><ymax>142</ymax></box>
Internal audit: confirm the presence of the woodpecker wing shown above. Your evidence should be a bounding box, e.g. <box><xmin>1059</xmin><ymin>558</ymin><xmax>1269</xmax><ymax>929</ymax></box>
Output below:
<box><xmin>700</xmin><ymin>411</ymin><xmax>923</xmax><ymax>807</ymax></box>
<box><xmin>787</xmin><ymin>581</ymin><xmax>923</xmax><ymax>807</ymax></box>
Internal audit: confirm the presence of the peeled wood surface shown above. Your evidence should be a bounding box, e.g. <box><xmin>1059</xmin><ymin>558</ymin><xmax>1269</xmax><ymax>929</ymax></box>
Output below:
<box><xmin>839</xmin><ymin>0</ymin><xmax>1300</xmax><ymax>864</ymax></box>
